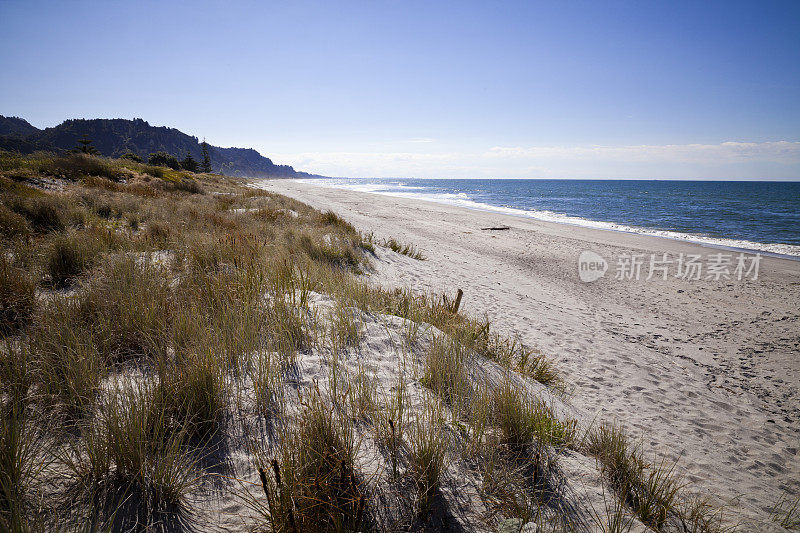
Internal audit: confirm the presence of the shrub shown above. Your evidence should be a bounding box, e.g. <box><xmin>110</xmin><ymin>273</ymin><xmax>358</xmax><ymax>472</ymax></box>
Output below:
<box><xmin>143</xmin><ymin>165</ymin><xmax>165</xmax><ymax>179</ymax></box>
<box><xmin>119</xmin><ymin>151</ymin><xmax>142</xmax><ymax>163</ymax></box>
<box><xmin>40</xmin><ymin>153</ymin><xmax>122</xmax><ymax>181</ymax></box>
<box><xmin>0</xmin><ymin>258</ymin><xmax>35</xmax><ymax>334</ymax></box>
<box><xmin>170</xmin><ymin>177</ymin><xmax>202</xmax><ymax>194</ymax></box>
<box><xmin>145</xmin><ymin>220</ymin><xmax>171</xmax><ymax>244</ymax></box>
<box><xmin>147</xmin><ymin>152</ymin><xmax>181</xmax><ymax>170</ymax></box>
<box><xmin>180</xmin><ymin>153</ymin><xmax>199</xmax><ymax>173</ymax></box>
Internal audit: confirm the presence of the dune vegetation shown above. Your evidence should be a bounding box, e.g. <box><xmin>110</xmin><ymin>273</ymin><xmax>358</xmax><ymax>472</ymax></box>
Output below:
<box><xmin>0</xmin><ymin>151</ymin><xmax>733</xmax><ymax>531</ymax></box>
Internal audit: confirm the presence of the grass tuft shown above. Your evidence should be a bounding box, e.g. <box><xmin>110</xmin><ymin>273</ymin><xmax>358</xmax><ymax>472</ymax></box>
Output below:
<box><xmin>0</xmin><ymin>257</ymin><xmax>36</xmax><ymax>334</ymax></box>
<box><xmin>493</xmin><ymin>380</ymin><xmax>577</xmax><ymax>450</ymax></box>
<box><xmin>46</xmin><ymin>232</ymin><xmax>102</xmax><ymax>288</ymax></box>
<box><xmin>255</xmin><ymin>388</ymin><xmax>365</xmax><ymax>531</ymax></box>
<box><xmin>383</xmin><ymin>237</ymin><xmax>425</xmax><ymax>260</ymax></box>
<box><xmin>64</xmin><ymin>381</ymin><xmax>198</xmax><ymax>510</ymax></box>
<box><xmin>409</xmin><ymin>402</ymin><xmax>449</xmax><ymax>515</ymax></box>
<box><xmin>587</xmin><ymin>423</ymin><xmax>683</xmax><ymax>530</ymax></box>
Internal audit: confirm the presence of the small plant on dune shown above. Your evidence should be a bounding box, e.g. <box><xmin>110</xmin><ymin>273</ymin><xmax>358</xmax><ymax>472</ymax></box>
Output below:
<box><xmin>46</xmin><ymin>231</ymin><xmax>102</xmax><ymax>288</ymax></box>
<box><xmin>463</xmin><ymin>382</ymin><xmax>493</xmax><ymax>458</ymax></box>
<box><xmin>267</xmin><ymin>294</ymin><xmax>313</xmax><ymax>362</ymax></box>
<box><xmin>180</xmin><ymin>267</ymin><xmax>266</xmax><ymax>370</ymax></box>
<box><xmin>587</xmin><ymin>423</ymin><xmax>683</xmax><ymax>531</ymax></box>
<box><xmin>677</xmin><ymin>494</ymin><xmax>735</xmax><ymax>533</ymax></box>
<box><xmin>495</xmin><ymin>337</ymin><xmax>560</xmax><ymax>387</ymax></box>
<box><xmin>329</xmin><ymin>305</ymin><xmax>363</xmax><ymax>353</ymax></box>
<box><xmin>0</xmin><ymin>402</ymin><xmax>47</xmax><ymax>532</ymax></box>
<box><xmin>63</xmin><ymin>381</ymin><xmax>198</xmax><ymax>514</ymax></box>
<box><xmin>590</xmin><ymin>488</ymin><xmax>636</xmax><ymax>533</ymax></box>
<box><xmin>252</xmin><ymin>351</ymin><xmax>285</xmax><ymax>418</ymax></box>
<box><xmin>0</xmin><ymin>341</ymin><xmax>31</xmax><ymax>411</ymax></box>
<box><xmin>9</xmin><ymin>195</ymin><xmax>67</xmax><ymax>233</ymax></box>
<box><xmin>376</xmin><ymin>376</ymin><xmax>407</xmax><ymax>480</ymax></box>
<box><xmin>157</xmin><ymin>349</ymin><xmax>226</xmax><ymax>441</ymax></box>
<box><xmin>331</xmin><ymin>280</ymin><xmax>561</xmax><ymax>389</ymax></box>
<box><xmin>299</xmin><ymin>233</ymin><xmax>361</xmax><ymax>269</ymax></box>
<box><xmin>348</xmin><ymin>363</ymin><xmax>378</xmax><ymax>422</ymax></box>
<box><xmin>319</xmin><ymin>210</ymin><xmax>357</xmax><ymax>233</ymax></box>
<box><xmin>493</xmin><ymin>380</ymin><xmax>577</xmax><ymax>451</ymax></box>
<box><xmin>382</xmin><ymin>238</ymin><xmax>425</xmax><ymax>260</ymax></box>
<box><xmin>255</xmin><ymin>388</ymin><xmax>366</xmax><ymax>531</ymax></box>
<box><xmin>30</xmin><ymin>298</ymin><xmax>105</xmax><ymax>417</ymax></box>
<box><xmin>421</xmin><ymin>335</ymin><xmax>472</xmax><ymax>416</ymax></box>
<box><xmin>408</xmin><ymin>401</ymin><xmax>449</xmax><ymax>515</ymax></box>
<box><xmin>0</xmin><ymin>257</ymin><xmax>35</xmax><ymax>334</ymax></box>
<box><xmin>770</xmin><ymin>493</ymin><xmax>800</xmax><ymax>530</ymax></box>
<box><xmin>82</xmin><ymin>255</ymin><xmax>171</xmax><ymax>362</ymax></box>
<box><xmin>0</xmin><ymin>204</ymin><xmax>31</xmax><ymax>239</ymax></box>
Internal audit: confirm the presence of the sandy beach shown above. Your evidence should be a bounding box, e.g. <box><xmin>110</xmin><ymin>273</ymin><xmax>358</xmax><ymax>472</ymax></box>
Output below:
<box><xmin>260</xmin><ymin>178</ymin><xmax>800</xmax><ymax>530</ymax></box>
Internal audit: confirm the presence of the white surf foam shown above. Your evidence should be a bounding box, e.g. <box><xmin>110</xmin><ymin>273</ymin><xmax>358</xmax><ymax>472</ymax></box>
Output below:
<box><xmin>297</xmin><ymin>178</ymin><xmax>800</xmax><ymax>258</ymax></box>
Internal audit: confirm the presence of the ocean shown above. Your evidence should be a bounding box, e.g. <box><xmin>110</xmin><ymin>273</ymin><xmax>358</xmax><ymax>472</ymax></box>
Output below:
<box><xmin>298</xmin><ymin>178</ymin><xmax>800</xmax><ymax>257</ymax></box>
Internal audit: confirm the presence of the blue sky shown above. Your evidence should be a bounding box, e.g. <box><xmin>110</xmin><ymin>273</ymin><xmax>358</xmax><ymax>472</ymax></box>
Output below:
<box><xmin>1</xmin><ymin>0</ymin><xmax>799</xmax><ymax>179</ymax></box>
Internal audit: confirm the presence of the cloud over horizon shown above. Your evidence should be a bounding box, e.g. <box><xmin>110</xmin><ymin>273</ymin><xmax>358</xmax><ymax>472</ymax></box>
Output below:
<box><xmin>272</xmin><ymin>140</ymin><xmax>800</xmax><ymax>180</ymax></box>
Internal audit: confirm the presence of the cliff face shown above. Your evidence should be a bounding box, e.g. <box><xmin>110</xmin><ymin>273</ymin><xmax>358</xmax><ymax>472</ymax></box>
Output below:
<box><xmin>0</xmin><ymin>116</ymin><xmax>315</xmax><ymax>178</ymax></box>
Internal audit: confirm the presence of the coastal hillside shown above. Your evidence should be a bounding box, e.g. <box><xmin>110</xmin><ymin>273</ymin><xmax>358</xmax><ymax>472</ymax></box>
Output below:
<box><xmin>0</xmin><ymin>115</ymin><xmax>318</xmax><ymax>179</ymax></box>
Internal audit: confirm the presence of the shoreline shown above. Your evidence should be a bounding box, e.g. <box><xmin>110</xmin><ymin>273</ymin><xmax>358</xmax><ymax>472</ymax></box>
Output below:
<box><xmin>296</xmin><ymin>177</ymin><xmax>800</xmax><ymax>260</ymax></box>
<box><xmin>259</xmin><ymin>178</ymin><xmax>800</xmax><ymax>530</ymax></box>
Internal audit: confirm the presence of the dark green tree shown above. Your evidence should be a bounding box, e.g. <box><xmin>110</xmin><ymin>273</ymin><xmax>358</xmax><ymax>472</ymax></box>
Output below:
<box><xmin>181</xmin><ymin>152</ymin><xmax>199</xmax><ymax>172</ymax></box>
<box><xmin>148</xmin><ymin>151</ymin><xmax>181</xmax><ymax>170</ymax></box>
<box><xmin>120</xmin><ymin>151</ymin><xmax>142</xmax><ymax>163</ymax></box>
<box><xmin>73</xmin><ymin>135</ymin><xmax>99</xmax><ymax>155</ymax></box>
<box><xmin>200</xmin><ymin>141</ymin><xmax>212</xmax><ymax>173</ymax></box>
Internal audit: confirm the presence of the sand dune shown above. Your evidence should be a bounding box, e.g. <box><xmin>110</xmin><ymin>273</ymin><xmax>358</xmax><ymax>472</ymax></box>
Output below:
<box><xmin>259</xmin><ymin>178</ymin><xmax>800</xmax><ymax>531</ymax></box>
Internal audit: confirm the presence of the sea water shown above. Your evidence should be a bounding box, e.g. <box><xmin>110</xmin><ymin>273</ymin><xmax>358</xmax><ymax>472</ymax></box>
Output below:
<box><xmin>299</xmin><ymin>178</ymin><xmax>800</xmax><ymax>258</ymax></box>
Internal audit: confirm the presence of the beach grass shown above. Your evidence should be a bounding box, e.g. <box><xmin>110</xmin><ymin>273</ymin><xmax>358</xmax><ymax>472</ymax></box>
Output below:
<box><xmin>0</xmin><ymin>150</ymin><xmax>737</xmax><ymax>531</ymax></box>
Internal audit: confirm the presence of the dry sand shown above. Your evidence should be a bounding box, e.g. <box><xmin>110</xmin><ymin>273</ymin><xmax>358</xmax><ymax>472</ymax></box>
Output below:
<box><xmin>258</xmin><ymin>178</ymin><xmax>800</xmax><ymax>530</ymax></box>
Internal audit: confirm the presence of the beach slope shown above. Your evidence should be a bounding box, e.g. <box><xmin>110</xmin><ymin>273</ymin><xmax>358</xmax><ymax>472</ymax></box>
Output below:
<box><xmin>260</xmin><ymin>178</ymin><xmax>800</xmax><ymax>530</ymax></box>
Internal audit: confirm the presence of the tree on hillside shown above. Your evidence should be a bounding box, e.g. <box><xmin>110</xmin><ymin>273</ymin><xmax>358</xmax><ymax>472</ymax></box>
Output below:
<box><xmin>148</xmin><ymin>151</ymin><xmax>181</xmax><ymax>170</ymax></box>
<box><xmin>120</xmin><ymin>151</ymin><xmax>142</xmax><ymax>163</ymax></box>
<box><xmin>200</xmin><ymin>141</ymin><xmax>212</xmax><ymax>173</ymax></box>
<box><xmin>73</xmin><ymin>136</ymin><xmax>99</xmax><ymax>155</ymax></box>
<box><xmin>181</xmin><ymin>152</ymin><xmax>199</xmax><ymax>172</ymax></box>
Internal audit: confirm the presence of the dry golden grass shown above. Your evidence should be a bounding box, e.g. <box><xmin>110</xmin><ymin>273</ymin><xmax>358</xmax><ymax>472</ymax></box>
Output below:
<box><xmin>0</xmin><ymin>151</ymin><xmax>732</xmax><ymax>531</ymax></box>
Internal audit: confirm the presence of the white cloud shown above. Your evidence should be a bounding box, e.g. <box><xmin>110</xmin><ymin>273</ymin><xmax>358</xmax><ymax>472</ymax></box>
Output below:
<box><xmin>272</xmin><ymin>141</ymin><xmax>800</xmax><ymax>179</ymax></box>
<box><xmin>486</xmin><ymin>141</ymin><xmax>800</xmax><ymax>163</ymax></box>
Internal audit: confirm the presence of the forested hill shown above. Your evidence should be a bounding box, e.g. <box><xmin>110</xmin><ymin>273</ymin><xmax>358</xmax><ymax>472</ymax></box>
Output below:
<box><xmin>0</xmin><ymin>116</ymin><xmax>318</xmax><ymax>178</ymax></box>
